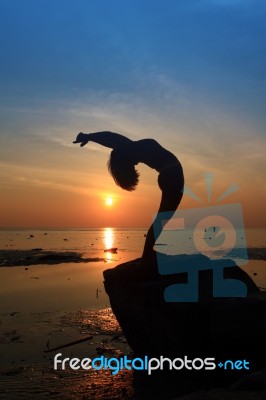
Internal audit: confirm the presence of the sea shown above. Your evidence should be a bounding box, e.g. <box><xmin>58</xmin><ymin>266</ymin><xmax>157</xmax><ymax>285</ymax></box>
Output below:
<box><xmin>0</xmin><ymin>227</ymin><xmax>265</xmax><ymax>312</ymax></box>
<box><xmin>0</xmin><ymin>227</ymin><xmax>147</xmax><ymax>261</ymax></box>
<box><xmin>0</xmin><ymin>227</ymin><xmax>265</xmax><ymax>258</ymax></box>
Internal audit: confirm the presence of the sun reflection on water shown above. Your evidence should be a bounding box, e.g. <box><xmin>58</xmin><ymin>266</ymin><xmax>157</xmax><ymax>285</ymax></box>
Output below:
<box><xmin>103</xmin><ymin>227</ymin><xmax>116</xmax><ymax>261</ymax></box>
<box><xmin>103</xmin><ymin>228</ymin><xmax>114</xmax><ymax>249</ymax></box>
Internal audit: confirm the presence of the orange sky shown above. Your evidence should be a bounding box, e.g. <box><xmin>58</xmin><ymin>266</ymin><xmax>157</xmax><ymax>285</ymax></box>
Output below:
<box><xmin>0</xmin><ymin>131</ymin><xmax>265</xmax><ymax>229</ymax></box>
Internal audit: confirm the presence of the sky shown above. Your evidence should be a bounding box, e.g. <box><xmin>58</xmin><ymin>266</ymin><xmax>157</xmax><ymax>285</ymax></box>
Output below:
<box><xmin>0</xmin><ymin>0</ymin><xmax>265</xmax><ymax>228</ymax></box>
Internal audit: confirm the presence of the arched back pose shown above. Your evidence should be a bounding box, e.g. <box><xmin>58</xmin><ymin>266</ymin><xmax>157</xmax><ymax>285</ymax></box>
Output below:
<box><xmin>73</xmin><ymin>131</ymin><xmax>184</xmax><ymax>259</ymax></box>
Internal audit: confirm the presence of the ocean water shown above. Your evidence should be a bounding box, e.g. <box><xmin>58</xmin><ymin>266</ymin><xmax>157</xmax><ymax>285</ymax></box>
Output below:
<box><xmin>0</xmin><ymin>228</ymin><xmax>146</xmax><ymax>262</ymax></box>
<box><xmin>0</xmin><ymin>227</ymin><xmax>265</xmax><ymax>255</ymax></box>
<box><xmin>0</xmin><ymin>227</ymin><xmax>265</xmax><ymax>311</ymax></box>
<box><xmin>0</xmin><ymin>228</ymin><xmax>146</xmax><ymax>313</ymax></box>
<box><xmin>0</xmin><ymin>227</ymin><xmax>266</xmax><ymax>273</ymax></box>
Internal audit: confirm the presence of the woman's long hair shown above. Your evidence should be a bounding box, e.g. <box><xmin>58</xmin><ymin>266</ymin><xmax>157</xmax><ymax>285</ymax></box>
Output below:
<box><xmin>107</xmin><ymin>148</ymin><xmax>139</xmax><ymax>191</ymax></box>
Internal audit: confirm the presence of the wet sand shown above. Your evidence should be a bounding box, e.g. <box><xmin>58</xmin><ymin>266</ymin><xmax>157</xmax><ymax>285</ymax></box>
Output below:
<box><xmin>0</xmin><ymin>307</ymin><xmax>133</xmax><ymax>399</ymax></box>
<box><xmin>0</xmin><ymin>249</ymin><xmax>138</xmax><ymax>399</ymax></box>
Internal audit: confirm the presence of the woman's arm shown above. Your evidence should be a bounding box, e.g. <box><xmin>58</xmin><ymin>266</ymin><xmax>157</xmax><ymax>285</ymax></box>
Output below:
<box><xmin>73</xmin><ymin>131</ymin><xmax>132</xmax><ymax>149</ymax></box>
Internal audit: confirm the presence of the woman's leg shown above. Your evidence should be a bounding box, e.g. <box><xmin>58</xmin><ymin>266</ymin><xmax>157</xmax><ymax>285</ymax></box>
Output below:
<box><xmin>142</xmin><ymin>164</ymin><xmax>184</xmax><ymax>259</ymax></box>
<box><xmin>142</xmin><ymin>190</ymin><xmax>183</xmax><ymax>259</ymax></box>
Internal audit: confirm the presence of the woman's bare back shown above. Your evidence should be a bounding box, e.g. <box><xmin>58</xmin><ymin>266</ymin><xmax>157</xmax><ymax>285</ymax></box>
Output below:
<box><xmin>131</xmin><ymin>139</ymin><xmax>178</xmax><ymax>172</ymax></box>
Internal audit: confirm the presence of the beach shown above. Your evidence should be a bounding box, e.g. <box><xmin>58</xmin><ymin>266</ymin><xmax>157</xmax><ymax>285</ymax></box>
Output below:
<box><xmin>0</xmin><ymin>306</ymin><xmax>134</xmax><ymax>399</ymax></box>
<box><xmin>0</xmin><ymin>229</ymin><xmax>142</xmax><ymax>399</ymax></box>
<box><xmin>0</xmin><ymin>228</ymin><xmax>266</xmax><ymax>399</ymax></box>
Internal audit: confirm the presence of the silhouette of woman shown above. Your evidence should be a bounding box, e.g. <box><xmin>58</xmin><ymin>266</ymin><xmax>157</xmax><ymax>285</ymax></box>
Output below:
<box><xmin>73</xmin><ymin>131</ymin><xmax>184</xmax><ymax>259</ymax></box>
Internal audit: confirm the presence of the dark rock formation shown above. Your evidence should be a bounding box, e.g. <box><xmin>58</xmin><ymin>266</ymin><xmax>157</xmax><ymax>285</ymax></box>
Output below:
<box><xmin>103</xmin><ymin>254</ymin><xmax>266</xmax><ymax>399</ymax></box>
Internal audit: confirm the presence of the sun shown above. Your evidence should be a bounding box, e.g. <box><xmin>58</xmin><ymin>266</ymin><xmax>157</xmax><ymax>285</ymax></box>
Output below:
<box><xmin>105</xmin><ymin>197</ymin><xmax>113</xmax><ymax>206</ymax></box>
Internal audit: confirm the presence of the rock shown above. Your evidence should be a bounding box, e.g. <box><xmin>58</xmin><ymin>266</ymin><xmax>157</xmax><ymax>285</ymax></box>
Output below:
<box><xmin>104</xmin><ymin>247</ymin><xmax>118</xmax><ymax>253</ymax></box>
<box><xmin>173</xmin><ymin>387</ymin><xmax>266</xmax><ymax>399</ymax></box>
<box><xmin>103</xmin><ymin>254</ymin><xmax>266</xmax><ymax>398</ymax></box>
<box><xmin>231</xmin><ymin>369</ymin><xmax>266</xmax><ymax>390</ymax></box>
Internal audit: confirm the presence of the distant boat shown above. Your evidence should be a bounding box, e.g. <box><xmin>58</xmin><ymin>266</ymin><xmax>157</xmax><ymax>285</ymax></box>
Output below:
<box><xmin>104</xmin><ymin>247</ymin><xmax>118</xmax><ymax>253</ymax></box>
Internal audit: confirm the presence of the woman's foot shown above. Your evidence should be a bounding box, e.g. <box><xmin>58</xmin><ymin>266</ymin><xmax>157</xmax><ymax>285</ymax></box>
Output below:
<box><xmin>141</xmin><ymin>251</ymin><xmax>159</xmax><ymax>275</ymax></box>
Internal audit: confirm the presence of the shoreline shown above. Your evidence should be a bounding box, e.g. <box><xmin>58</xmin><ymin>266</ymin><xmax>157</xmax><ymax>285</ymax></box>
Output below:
<box><xmin>0</xmin><ymin>247</ymin><xmax>266</xmax><ymax>268</ymax></box>
<box><xmin>0</xmin><ymin>249</ymin><xmax>107</xmax><ymax>267</ymax></box>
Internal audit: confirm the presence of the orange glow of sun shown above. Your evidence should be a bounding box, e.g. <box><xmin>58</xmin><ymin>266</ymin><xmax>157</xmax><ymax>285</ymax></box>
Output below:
<box><xmin>105</xmin><ymin>197</ymin><xmax>113</xmax><ymax>206</ymax></box>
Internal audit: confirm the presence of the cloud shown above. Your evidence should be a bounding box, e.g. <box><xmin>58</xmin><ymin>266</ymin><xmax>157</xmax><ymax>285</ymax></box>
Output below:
<box><xmin>0</xmin><ymin>160</ymin><xmax>112</xmax><ymax>197</ymax></box>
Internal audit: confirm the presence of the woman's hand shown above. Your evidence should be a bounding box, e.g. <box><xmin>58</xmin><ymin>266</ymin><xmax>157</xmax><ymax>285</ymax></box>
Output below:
<box><xmin>73</xmin><ymin>132</ymin><xmax>90</xmax><ymax>147</ymax></box>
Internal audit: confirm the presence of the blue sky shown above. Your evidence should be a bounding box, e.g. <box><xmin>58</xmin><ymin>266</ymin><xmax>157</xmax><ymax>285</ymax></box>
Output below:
<box><xmin>1</xmin><ymin>0</ymin><xmax>265</xmax><ymax>121</ymax></box>
<box><xmin>0</xmin><ymin>0</ymin><xmax>265</xmax><ymax>227</ymax></box>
